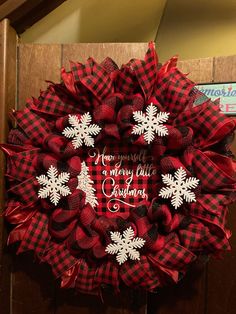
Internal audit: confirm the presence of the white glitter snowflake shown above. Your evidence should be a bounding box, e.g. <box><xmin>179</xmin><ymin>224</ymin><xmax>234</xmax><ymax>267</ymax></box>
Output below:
<box><xmin>36</xmin><ymin>165</ymin><xmax>71</xmax><ymax>206</ymax></box>
<box><xmin>132</xmin><ymin>103</ymin><xmax>169</xmax><ymax>144</ymax></box>
<box><xmin>77</xmin><ymin>161</ymin><xmax>98</xmax><ymax>208</ymax></box>
<box><xmin>159</xmin><ymin>167</ymin><xmax>200</xmax><ymax>209</ymax></box>
<box><xmin>62</xmin><ymin>113</ymin><xmax>101</xmax><ymax>149</ymax></box>
<box><xmin>105</xmin><ymin>227</ymin><xmax>145</xmax><ymax>265</ymax></box>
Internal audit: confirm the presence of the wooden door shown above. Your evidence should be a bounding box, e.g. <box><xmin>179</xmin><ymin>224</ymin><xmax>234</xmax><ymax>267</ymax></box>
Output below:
<box><xmin>1</xmin><ymin>18</ymin><xmax>236</xmax><ymax>314</ymax></box>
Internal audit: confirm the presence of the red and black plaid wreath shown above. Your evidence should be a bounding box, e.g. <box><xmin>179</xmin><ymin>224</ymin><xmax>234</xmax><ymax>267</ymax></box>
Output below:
<box><xmin>1</xmin><ymin>42</ymin><xmax>236</xmax><ymax>295</ymax></box>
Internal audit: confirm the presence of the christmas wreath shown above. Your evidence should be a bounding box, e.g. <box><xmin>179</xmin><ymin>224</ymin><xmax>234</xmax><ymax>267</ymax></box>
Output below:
<box><xmin>1</xmin><ymin>42</ymin><xmax>236</xmax><ymax>295</ymax></box>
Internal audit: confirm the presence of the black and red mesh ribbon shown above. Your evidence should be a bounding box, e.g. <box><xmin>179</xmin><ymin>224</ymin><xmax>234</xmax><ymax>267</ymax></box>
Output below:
<box><xmin>1</xmin><ymin>42</ymin><xmax>236</xmax><ymax>295</ymax></box>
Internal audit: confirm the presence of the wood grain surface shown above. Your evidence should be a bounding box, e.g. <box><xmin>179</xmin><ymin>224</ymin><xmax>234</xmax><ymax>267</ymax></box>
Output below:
<box><xmin>62</xmin><ymin>43</ymin><xmax>148</xmax><ymax>69</ymax></box>
<box><xmin>148</xmin><ymin>260</ymin><xmax>207</xmax><ymax>314</ymax></box>
<box><xmin>178</xmin><ymin>57</ymin><xmax>214</xmax><ymax>84</ymax></box>
<box><xmin>18</xmin><ymin>44</ymin><xmax>61</xmax><ymax>109</ymax></box>
<box><xmin>214</xmin><ymin>55</ymin><xmax>236</xmax><ymax>83</ymax></box>
<box><xmin>55</xmin><ymin>289</ymin><xmax>147</xmax><ymax>314</ymax></box>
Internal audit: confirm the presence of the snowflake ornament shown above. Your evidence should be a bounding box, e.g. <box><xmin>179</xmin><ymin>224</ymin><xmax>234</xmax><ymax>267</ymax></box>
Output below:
<box><xmin>132</xmin><ymin>103</ymin><xmax>169</xmax><ymax>144</ymax></box>
<box><xmin>36</xmin><ymin>165</ymin><xmax>71</xmax><ymax>206</ymax></box>
<box><xmin>77</xmin><ymin>161</ymin><xmax>98</xmax><ymax>208</ymax></box>
<box><xmin>62</xmin><ymin>113</ymin><xmax>101</xmax><ymax>149</ymax></box>
<box><xmin>159</xmin><ymin>167</ymin><xmax>200</xmax><ymax>209</ymax></box>
<box><xmin>105</xmin><ymin>227</ymin><xmax>145</xmax><ymax>265</ymax></box>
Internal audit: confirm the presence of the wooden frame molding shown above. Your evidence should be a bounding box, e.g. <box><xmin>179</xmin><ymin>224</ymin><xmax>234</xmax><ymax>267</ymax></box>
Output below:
<box><xmin>0</xmin><ymin>18</ymin><xmax>17</xmax><ymax>313</ymax></box>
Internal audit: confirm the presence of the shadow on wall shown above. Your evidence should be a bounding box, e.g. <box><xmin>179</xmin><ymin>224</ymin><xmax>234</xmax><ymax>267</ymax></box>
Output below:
<box><xmin>156</xmin><ymin>0</ymin><xmax>236</xmax><ymax>61</ymax></box>
<box><xmin>20</xmin><ymin>0</ymin><xmax>166</xmax><ymax>43</ymax></box>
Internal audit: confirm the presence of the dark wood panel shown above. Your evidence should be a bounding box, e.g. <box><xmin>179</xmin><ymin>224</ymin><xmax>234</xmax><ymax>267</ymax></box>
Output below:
<box><xmin>214</xmin><ymin>55</ymin><xmax>236</xmax><ymax>83</ymax></box>
<box><xmin>11</xmin><ymin>253</ymin><xmax>56</xmax><ymax>314</ymax></box>
<box><xmin>148</xmin><ymin>261</ymin><xmax>206</xmax><ymax>314</ymax></box>
<box><xmin>62</xmin><ymin>43</ymin><xmax>149</xmax><ymax>70</ymax></box>
<box><xmin>18</xmin><ymin>44</ymin><xmax>61</xmax><ymax>108</ymax></box>
<box><xmin>55</xmin><ymin>289</ymin><xmax>146</xmax><ymax>314</ymax></box>
<box><xmin>206</xmin><ymin>207</ymin><xmax>236</xmax><ymax>314</ymax></box>
<box><xmin>178</xmin><ymin>57</ymin><xmax>214</xmax><ymax>84</ymax></box>
<box><xmin>0</xmin><ymin>18</ymin><xmax>17</xmax><ymax>314</ymax></box>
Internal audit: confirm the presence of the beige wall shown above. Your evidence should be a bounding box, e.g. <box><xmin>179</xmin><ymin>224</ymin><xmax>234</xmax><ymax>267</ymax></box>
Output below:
<box><xmin>21</xmin><ymin>0</ymin><xmax>236</xmax><ymax>63</ymax></box>
<box><xmin>21</xmin><ymin>0</ymin><xmax>166</xmax><ymax>43</ymax></box>
<box><xmin>156</xmin><ymin>0</ymin><xmax>236</xmax><ymax>62</ymax></box>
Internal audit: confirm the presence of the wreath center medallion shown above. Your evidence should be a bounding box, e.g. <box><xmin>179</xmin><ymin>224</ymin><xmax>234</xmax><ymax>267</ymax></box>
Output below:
<box><xmin>84</xmin><ymin>140</ymin><xmax>158</xmax><ymax>216</ymax></box>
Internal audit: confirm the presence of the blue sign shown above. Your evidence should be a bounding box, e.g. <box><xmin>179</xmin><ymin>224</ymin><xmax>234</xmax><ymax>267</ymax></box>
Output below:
<box><xmin>196</xmin><ymin>83</ymin><xmax>236</xmax><ymax>115</ymax></box>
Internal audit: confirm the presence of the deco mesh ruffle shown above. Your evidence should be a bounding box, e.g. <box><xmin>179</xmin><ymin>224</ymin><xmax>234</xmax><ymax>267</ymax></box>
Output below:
<box><xmin>1</xmin><ymin>42</ymin><xmax>236</xmax><ymax>295</ymax></box>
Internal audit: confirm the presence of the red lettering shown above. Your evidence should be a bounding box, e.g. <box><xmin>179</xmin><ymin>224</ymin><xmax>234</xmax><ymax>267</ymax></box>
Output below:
<box><xmin>225</xmin><ymin>104</ymin><xmax>236</xmax><ymax>113</ymax></box>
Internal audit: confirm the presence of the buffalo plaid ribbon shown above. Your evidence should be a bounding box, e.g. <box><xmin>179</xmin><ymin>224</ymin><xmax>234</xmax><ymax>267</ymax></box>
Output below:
<box><xmin>43</xmin><ymin>243</ymin><xmax>77</xmax><ymax>278</ymax></box>
<box><xmin>75</xmin><ymin>260</ymin><xmax>99</xmax><ymax>293</ymax></box>
<box><xmin>174</xmin><ymin>100</ymin><xmax>236</xmax><ymax>148</ymax></box>
<box><xmin>154</xmin><ymin>67</ymin><xmax>195</xmax><ymax>122</ymax></box>
<box><xmin>120</xmin><ymin>256</ymin><xmax>160</xmax><ymax>291</ymax></box>
<box><xmin>35</xmin><ymin>86</ymin><xmax>80</xmax><ymax>116</ymax></box>
<box><xmin>18</xmin><ymin>212</ymin><xmax>50</xmax><ymax>257</ymax></box>
<box><xmin>94</xmin><ymin>260</ymin><xmax>119</xmax><ymax>291</ymax></box>
<box><xmin>1</xmin><ymin>144</ymin><xmax>39</xmax><ymax>180</ymax></box>
<box><xmin>12</xmin><ymin>107</ymin><xmax>50</xmax><ymax>145</ymax></box>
